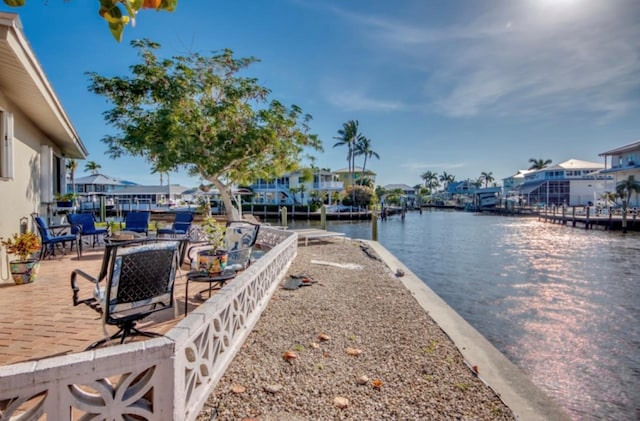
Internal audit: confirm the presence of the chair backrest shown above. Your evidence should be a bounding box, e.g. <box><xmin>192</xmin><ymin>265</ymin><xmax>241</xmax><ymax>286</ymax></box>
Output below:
<box><xmin>32</xmin><ymin>215</ymin><xmax>52</xmax><ymax>242</ymax></box>
<box><xmin>103</xmin><ymin>241</ymin><xmax>180</xmax><ymax>323</ymax></box>
<box><xmin>224</xmin><ymin>221</ymin><xmax>260</xmax><ymax>270</ymax></box>
<box><xmin>67</xmin><ymin>213</ymin><xmax>96</xmax><ymax>235</ymax></box>
<box><xmin>224</xmin><ymin>221</ymin><xmax>260</xmax><ymax>251</ymax></box>
<box><xmin>124</xmin><ymin>211</ymin><xmax>151</xmax><ymax>233</ymax></box>
<box><xmin>172</xmin><ymin>212</ymin><xmax>194</xmax><ymax>233</ymax></box>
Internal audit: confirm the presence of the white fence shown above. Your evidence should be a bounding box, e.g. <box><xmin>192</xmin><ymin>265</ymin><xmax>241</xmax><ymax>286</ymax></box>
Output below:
<box><xmin>0</xmin><ymin>226</ymin><xmax>297</xmax><ymax>420</ymax></box>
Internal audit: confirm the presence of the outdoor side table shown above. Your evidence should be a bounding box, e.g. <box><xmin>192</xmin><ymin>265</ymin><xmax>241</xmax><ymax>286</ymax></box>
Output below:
<box><xmin>184</xmin><ymin>269</ymin><xmax>236</xmax><ymax>315</ymax></box>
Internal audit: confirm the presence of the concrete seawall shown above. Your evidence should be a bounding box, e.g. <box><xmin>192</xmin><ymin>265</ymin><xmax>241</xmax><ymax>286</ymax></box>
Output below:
<box><xmin>364</xmin><ymin>240</ymin><xmax>571</xmax><ymax>421</ymax></box>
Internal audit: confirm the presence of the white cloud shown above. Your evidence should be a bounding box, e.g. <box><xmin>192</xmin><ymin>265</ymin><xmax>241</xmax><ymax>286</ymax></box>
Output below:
<box><xmin>327</xmin><ymin>91</ymin><xmax>405</xmax><ymax>112</ymax></box>
<box><xmin>325</xmin><ymin>0</ymin><xmax>640</xmax><ymax>120</ymax></box>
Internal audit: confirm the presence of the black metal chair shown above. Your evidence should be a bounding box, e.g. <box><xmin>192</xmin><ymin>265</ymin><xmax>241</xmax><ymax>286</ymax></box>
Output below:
<box><xmin>71</xmin><ymin>238</ymin><xmax>185</xmax><ymax>349</ymax></box>
<box><xmin>31</xmin><ymin>213</ymin><xmax>80</xmax><ymax>259</ymax></box>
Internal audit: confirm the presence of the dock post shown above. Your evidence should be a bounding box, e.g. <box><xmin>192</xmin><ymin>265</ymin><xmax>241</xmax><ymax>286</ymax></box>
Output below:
<box><xmin>280</xmin><ymin>206</ymin><xmax>287</xmax><ymax>228</ymax></box>
<box><xmin>561</xmin><ymin>206</ymin><xmax>566</xmax><ymax>225</ymax></box>
<box><xmin>585</xmin><ymin>206</ymin><xmax>590</xmax><ymax>229</ymax></box>
<box><xmin>371</xmin><ymin>208</ymin><xmax>378</xmax><ymax>242</ymax></box>
<box><xmin>572</xmin><ymin>207</ymin><xmax>577</xmax><ymax>227</ymax></box>
<box><xmin>320</xmin><ymin>205</ymin><xmax>327</xmax><ymax>230</ymax></box>
<box><xmin>608</xmin><ymin>207</ymin><xmax>613</xmax><ymax>231</ymax></box>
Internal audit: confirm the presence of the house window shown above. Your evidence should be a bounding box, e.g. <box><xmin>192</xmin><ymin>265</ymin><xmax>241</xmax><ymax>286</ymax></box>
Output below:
<box><xmin>0</xmin><ymin>110</ymin><xmax>14</xmax><ymax>179</ymax></box>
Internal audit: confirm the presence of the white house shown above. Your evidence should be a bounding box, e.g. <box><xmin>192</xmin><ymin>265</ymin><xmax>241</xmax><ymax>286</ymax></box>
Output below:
<box><xmin>0</xmin><ymin>13</ymin><xmax>88</xmax><ymax>240</ymax></box>
<box><xmin>599</xmin><ymin>140</ymin><xmax>640</xmax><ymax>207</ymax></box>
<box><xmin>251</xmin><ymin>168</ymin><xmax>344</xmax><ymax>205</ymax></box>
<box><xmin>514</xmin><ymin>159</ymin><xmax>613</xmax><ymax>206</ymax></box>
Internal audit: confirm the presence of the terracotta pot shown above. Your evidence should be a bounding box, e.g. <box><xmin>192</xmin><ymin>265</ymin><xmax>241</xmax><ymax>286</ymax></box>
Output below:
<box><xmin>9</xmin><ymin>260</ymin><xmax>40</xmax><ymax>285</ymax></box>
<box><xmin>197</xmin><ymin>249</ymin><xmax>228</xmax><ymax>275</ymax></box>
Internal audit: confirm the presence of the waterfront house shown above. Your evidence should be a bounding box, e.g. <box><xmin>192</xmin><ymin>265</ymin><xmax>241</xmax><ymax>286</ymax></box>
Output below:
<box><xmin>0</xmin><ymin>12</ymin><xmax>88</xmax><ymax>241</ymax></box>
<box><xmin>514</xmin><ymin>159</ymin><xmax>613</xmax><ymax>206</ymax></box>
<box><xmin>502</xmin><ymin>170</ymin><xmax>533</xmax><ymax>198</ymax></box>
<box><xmin>599</xmin><ymin>140</ymin><xmax>640</xmax><ymax>207</ymax></box>
<box><xmin>334</xmin><ymin>166</ymin><xmax>377</xmax><ymax>188</ymax></box>
<box><xmin>250</xmin><ymin>168</ymin><xmax>344</xmax><ymax>205</ymax></box>
<box><xmin>383</xmin><ymin>184</ymin><xmax>417</xmax><ymax>207</ymax></box>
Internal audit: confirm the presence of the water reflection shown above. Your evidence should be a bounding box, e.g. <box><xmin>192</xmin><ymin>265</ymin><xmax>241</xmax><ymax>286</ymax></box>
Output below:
<box><xmin>287</xmin><ymin>212</ymin><xmax>640</xmax><ymax>420</ymax></box>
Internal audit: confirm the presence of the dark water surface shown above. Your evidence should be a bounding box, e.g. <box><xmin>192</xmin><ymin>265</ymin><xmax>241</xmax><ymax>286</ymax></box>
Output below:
<box><xmin>285</xmin><ymin>210</ymin><xmax>640</xmax><ymax>420</ymax></box>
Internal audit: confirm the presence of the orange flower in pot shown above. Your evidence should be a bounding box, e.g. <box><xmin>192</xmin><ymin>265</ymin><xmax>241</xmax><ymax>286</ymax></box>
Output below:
<box><xmin>1</xmin><ymin>232</ymin><xmax>41</xmax><ymax>285</ymax></box>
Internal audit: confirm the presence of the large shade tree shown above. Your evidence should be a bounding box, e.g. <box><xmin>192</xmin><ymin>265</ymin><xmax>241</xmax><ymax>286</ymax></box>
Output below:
<box><xmin>88</xmin><ymin>40</ymin><xmax>321</xmax><ymax>220</ymax></box>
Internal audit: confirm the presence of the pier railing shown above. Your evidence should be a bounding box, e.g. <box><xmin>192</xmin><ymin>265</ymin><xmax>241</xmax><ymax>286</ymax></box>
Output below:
<box><xmin>537</xmin><ymin>205</ymin><xmax>639</xmax><ymax>231</ymax></box>
<box><xmin>0</xmin><ymin>226</ymin><xmax>297</xmax><ymax>420</ymax></box>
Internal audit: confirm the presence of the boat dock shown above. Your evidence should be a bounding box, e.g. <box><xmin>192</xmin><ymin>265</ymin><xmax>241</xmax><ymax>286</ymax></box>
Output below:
<box><xmin>537</xmin><ymin>206</ymin><xmax>640</xmax><ymax>231</ymax></box>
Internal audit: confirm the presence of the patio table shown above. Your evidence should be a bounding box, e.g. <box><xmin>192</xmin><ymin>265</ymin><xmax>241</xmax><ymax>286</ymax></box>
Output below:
<box><xmin>184</xmin><ymin>269</ymin><xmax>236</xmax><ymax>315</ymax></box>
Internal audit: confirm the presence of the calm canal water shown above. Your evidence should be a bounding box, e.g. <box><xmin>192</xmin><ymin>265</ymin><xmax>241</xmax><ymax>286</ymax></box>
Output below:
<box><xmin>284</xmin><ymin>210</ymin><xmax>640</xmax><ymax>420</ymax></box>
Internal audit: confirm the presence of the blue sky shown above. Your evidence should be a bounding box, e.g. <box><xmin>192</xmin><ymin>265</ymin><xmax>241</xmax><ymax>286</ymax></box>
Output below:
<box><xmin>5</xmin><ymin>0</ymin><xmax>640</xmax><ymax>187</ymax></box>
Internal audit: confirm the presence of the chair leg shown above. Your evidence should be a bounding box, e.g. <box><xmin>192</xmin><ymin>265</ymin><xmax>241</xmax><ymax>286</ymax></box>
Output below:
<box><xmin>85</xmin><ymin>322</ymin><xmax>161</xmax><ymax>350</ymax></box>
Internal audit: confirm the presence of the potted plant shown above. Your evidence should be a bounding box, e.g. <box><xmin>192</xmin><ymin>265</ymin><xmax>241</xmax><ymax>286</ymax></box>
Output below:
<box><xmin>196</xmin><ymin>217</ymin><xmax>228</xmax><ymax>275</ymax></box>
<box><xmin>55</xmin><ymin>192</ymin><xmax>76</xmax><ymax>208</ymax></box>
<box><xmin>1</xmin><ymin>232</ymin><xmax>41</xmax><ymax>285</ymax></box>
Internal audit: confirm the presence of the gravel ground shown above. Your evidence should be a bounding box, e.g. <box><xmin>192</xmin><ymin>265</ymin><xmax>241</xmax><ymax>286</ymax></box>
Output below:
<box><xmin>198</xmin><ymin>239</ymin><xmax>514</xmax><ymax>421</ymax></box>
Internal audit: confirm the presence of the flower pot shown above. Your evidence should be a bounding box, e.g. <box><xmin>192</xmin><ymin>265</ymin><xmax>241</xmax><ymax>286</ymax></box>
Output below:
<box><xmin>9</xmin><ymin>260</ymin><xmax>40</xmax><ymax>285</ymax></box>
<box><xmin>56</xmin><ymin>200</ymin><xmax>74</xmax><ymax>208</ymax></box>
<box><xmin>197</xmin><ymin>249</ymin><xmax>228</xmax><ymax>275</ymax></box>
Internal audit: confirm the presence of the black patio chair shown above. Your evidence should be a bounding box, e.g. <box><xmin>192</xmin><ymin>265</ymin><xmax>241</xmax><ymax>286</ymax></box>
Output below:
<box><xmin>71</xmin><ymin>238</ymin><xmax>185</xmax><ymax>349</ymax></box>
<box><xmin>32</xmin><ymin>213</ymin><xmax>80</xmax><ymax>259</ymax></box>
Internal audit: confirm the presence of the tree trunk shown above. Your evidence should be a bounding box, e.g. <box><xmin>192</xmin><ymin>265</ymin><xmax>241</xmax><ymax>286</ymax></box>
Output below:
<box><xmin>210</xmin><ymin>178</ymin><xmax>241</xmax><ymax>221</ymax></box>
<box><xmin>622</xmin><ymin>199</ymin><xmax>628</xmax><ymax>234</ymax></box>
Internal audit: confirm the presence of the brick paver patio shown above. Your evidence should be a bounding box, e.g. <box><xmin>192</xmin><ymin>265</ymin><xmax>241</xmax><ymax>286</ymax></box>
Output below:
<box><xmin>0</xmin><ymin>243</ymin><xmax>206</xmax><ymax>366</ymax></box>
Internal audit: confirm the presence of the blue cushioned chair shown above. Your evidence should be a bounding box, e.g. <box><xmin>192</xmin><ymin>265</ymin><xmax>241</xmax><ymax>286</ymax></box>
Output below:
<box><xmin>122</xmin><ymin>211</ymin><xmax>151</xmax><ymax>235</ymax></box>
<box><xmin>32</xmin><ymin>214</ymin><xmax>80</xmax><ymax>259</ymax></box>
<box><xmin>68</xmin><ymin>213</ymin><xmax>109</xmax><ymax>248</ymax></box>
<box><xmin>157</xmin><ymin>212</ymin><xmax>194</xmax><ymax>237</ymax></box>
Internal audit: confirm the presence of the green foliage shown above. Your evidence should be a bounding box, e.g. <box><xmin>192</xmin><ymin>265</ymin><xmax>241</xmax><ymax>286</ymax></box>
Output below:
<box><xmin>342</xmin><ymin>185</ymin><xmax>374</xmax><ymax>207</ymax></box>
<box><xmin>615</xmin><ymin>175</ymin><xmax>640</xmax><ymax>209</ymax></box>
<box><xmin>201</xmin><ymin>217</ymin><xmax>225</xmax><ymax>248</ymax></box>
<box><xmin>88</xmin><ymin>40</ymin><xmax>322</xmax><ymax>218</ymax></box>
<box><xmin>2</xmin><ymin>0</ymin><xmax>177</xmax><ymax>42</ymax></box>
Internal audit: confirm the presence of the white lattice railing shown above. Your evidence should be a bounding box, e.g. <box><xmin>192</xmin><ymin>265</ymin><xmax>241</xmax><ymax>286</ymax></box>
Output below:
<box><xmin>0</xmin><ymin>227</ymin><xmax>297</xmax><ymax>420</ymax></box>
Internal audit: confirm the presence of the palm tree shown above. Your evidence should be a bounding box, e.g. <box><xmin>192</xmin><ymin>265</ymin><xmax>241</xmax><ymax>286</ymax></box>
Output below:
<box><xmin>479</xmin><ymin>171</ymin><xmax>494</xmax><ymax>188</ymax></box>
<box><xmin>354</xmin><ymin>136</ymin><xmax>379</xmax><ymax>184</ymax></box>
<box><xmin>66</xmin><ymin>159</ymin><xmax>78</xmax><ymax>193</ymax></box>
<box><xmin>439</xmin><ymin>172</ymin><xmax>455</xmax><ymax>192</ymax></box>
<box><xmin>420</xmin><ymin>171</ymin><xmax>439</xmax><ymax>193</ymax></box>
<box><xmin>615</xmin><ymin>175</ymin><xmax>640</xmax><ymax>233</ymax></box>
<box><xmin>334</xmin><ymin>120</ymin><xmax>365</xmax><ymax>202</ymax></box>
<box><xmin>528</xmin><ymin>158</ymin><xmax>552</xmax><ymax>170</ymax></box>
<box><xmin>84</xmin><ymin>160</ymin><xmax>101</xmax><ymax>175</ymax></box>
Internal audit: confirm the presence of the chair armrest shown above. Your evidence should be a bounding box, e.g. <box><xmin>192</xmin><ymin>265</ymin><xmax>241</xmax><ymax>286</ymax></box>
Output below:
<box><xmin>70</xmin><ymin>269</ymin><xmax>100</xmax><ymax>307</ymax></box>
<box><xmin>186</xmin><ymin>241</ymin><xmax>213</xmax><ymax>266</ymax></box>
